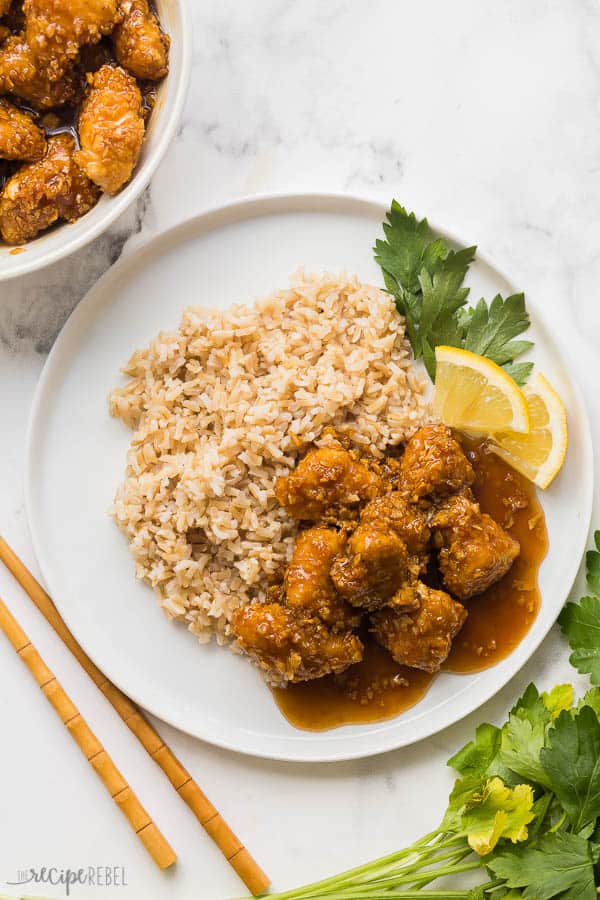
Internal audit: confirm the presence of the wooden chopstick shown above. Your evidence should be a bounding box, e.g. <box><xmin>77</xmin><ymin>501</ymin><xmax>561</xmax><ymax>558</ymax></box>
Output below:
<box><xmin>0</xmin><ymin>596</ymin><xmax>176</xmax><ymax>870</ymax></box>
<box><xmin>0</xmin><ymin>537</ymin><xmax>270</xmax><ymax>897</ymax></box>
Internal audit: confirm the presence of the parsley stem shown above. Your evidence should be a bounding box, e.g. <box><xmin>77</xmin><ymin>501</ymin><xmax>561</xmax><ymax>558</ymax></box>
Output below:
<box><xmin>323</xmin><ymin>850</ymin><xmax>471</xmax><ymax>895</ymax></box>
<box><xmin>408</xmin><ymin>849</ymin><xmax>473</xmax><ymax>889</ymax></box>
<box><xmin>242</xmin><ymin>834</ymin><xmax>437</xmax><ymax>900</ymax></box>
<box><xmin>406</xmin><ymin>860</ymin><xmax>483</xmax><ymax>884</ymax></box>
<box><xmin>528</xmin><ymin>792</ymin><xmax>553</xmax><ymax>840</ymax></box>
<box><xmin>288</xmin><ymin>893</ymin><xmax>472</xmax><ymax>900</ymax></box>
<box><xmin>341</xmin><ymin>842</ymin><xmax>469</xmax><ymax>888</ymax></box>
<box><xmin>548</xmin><ymin>810</ymin><xmax>567</xmax><ymax>833</ymax></box>
<box><xmin>238</xmin><ymin>832</ymin><xmax>472</xmax><ymax>900</ymax></box>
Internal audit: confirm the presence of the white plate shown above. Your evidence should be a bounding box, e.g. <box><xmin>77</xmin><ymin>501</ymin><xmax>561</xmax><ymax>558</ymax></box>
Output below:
<box><xmin>26</xmin><ymin>194</ymin><xmax>594</xmax><ymax>762</ymax></box>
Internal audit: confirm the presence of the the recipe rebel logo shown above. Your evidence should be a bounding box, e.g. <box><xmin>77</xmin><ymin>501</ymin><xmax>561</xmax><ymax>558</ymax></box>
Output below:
<box><xmin>5</xmin><ymin>865</ymin><xmax>128</xmax><ymax>895</ymax></box>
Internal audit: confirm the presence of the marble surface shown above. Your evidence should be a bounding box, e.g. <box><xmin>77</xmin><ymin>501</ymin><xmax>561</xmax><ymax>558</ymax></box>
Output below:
<box><xmin>2</xmin><ymin>0</ymin><xmax>600</xmax><ymax>897</ymax></box>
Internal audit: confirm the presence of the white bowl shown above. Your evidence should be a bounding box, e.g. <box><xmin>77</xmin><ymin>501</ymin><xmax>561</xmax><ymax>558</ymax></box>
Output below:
<box><xmin>0</xmin><ymin>0</ymin><xmax>192</xmax><ymax>281</ymax></box>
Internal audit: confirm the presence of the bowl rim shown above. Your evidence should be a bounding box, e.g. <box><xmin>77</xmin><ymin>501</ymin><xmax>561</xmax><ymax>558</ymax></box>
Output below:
<box><xmin>0</xmin><ymin>0</ymin><xmax>193</xmax><ymax>282</ymax></box>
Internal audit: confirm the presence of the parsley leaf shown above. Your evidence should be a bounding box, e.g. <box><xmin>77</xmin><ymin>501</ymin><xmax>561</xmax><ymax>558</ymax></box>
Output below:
<box><xmin>463</xmin><ymin>294</ymin><xmax>532</xmax><ymax>363</ymax></box>
<box><xmin>560</xmin><ymin>596</ymin><xmax>600</xmax><ymax>684</ymax></box>
<box><xmin>441</xmin><ymin>774</ymin><xmax>534</xmax><ymax>854</ymax></box>
<box><xmin>373</xmin><ymin>201</ymin><xmax>447</xmax><ymax>296</ymax></box>
<box><xmin>460</xmin><ymin>778</ymin><xmax>534</xmax><ymax>855</ymax></box>
<box><xmin>442</xmin><ymin>774</ymin><xmax>484</xmax><ymax>832</ymax></box>
<box><xmin>542</xmin><ymin>683</ymin><xmax>575</xmax><ymax>719</ymax></box>
<box><xmin>503</xmin><ymin>361</ymin><xmax>535</xmax><ymax>387</ymax></box>
<box><xmin>541</xmin><ymin>706</ymin><xmax>600</xmax><ymax>833</ymax></box>
<box><xmin>448</xmin><ymin>722</ymin><xmax>503</xmax><ymax>779</ymax></box>
<box><xmin>559</xmin><ymin>534</ymin><xmax>600</xmax><ymax>684</ymax></box>
<box><xmin>498</xmin><ymin>684</ymin><xmax>554</xmax><ymax>789</ymax></box>
<box><xmin>373</xmin><ymin>201</ymin><xmax>533</xmax><ymax>382</ymax></box>
<box><xmin>448</xmin><ymin>684</ymin><xmax>574</xmax><ymax>788</ymax></box>
<box><xmin>580</xmin><ymin>688</ymin><xmax>600</xmax><ymax>717</ymax></box>
<box><xmin>418</xmin><ymin>252</ymin><xmax>476</xmax><ymax>377</ymax></box>
<box><xmin>586</xmin><ymin>531</ymin><xmax>600</xmax><ymax>595</ymax></box>
<box><xmin>488</xmin><ymin>831</ymin><xmax>596</xmax><ymax>900</ymax></box>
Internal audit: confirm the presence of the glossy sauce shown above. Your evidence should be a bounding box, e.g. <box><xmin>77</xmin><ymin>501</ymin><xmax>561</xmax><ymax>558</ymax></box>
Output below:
<box><xmin>273</xmin><ymin>440</ymin><xmax>548</xmax><ymax>731</ymax></box>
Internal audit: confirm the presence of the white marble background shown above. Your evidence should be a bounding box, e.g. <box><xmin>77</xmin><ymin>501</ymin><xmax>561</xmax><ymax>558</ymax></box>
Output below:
<box><xmin>2</xmin><ymin>0</ymin><xmax>600</xmax><ymax>897</ymax></box>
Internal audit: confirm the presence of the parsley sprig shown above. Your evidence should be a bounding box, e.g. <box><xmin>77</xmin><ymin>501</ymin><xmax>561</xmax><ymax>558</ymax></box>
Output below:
<box><xmin>374</xmin><ymin>201</ymin><xmax>534</xmax><ymax>384</ymax></box>
<box><xmin>241</xmin><ymin>533</ymin><xmax>600</xmax><ymax>900</ymax></box>
<box><xmin>559</xmin><ymin>532</ymin><xmax>600</xmax><ymax>684</ymax></box>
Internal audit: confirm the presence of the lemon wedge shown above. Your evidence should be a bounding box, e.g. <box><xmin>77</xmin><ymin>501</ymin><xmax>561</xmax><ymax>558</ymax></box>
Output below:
<box><xmin>433</xmin><ymin>346</ymin><xmax>530</xmax><ymax>434</ymax></box>
<box><xmin>488</xmin><ymin>372</ymin><xmax>568</xmax><ymax>489</ymax></box>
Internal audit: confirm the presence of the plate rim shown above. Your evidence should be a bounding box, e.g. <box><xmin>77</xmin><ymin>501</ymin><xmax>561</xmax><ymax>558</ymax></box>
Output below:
<box><xmin>24</xmin><ymin>191</ymin><xmax>595</xmax><ymax>761</ymax></box>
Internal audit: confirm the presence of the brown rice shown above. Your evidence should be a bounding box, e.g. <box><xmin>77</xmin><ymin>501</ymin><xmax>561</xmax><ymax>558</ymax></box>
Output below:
<box><xmin>109</xmin><ymin>271</ymin><xmax>431</xmax><ymax>644</ymax></box>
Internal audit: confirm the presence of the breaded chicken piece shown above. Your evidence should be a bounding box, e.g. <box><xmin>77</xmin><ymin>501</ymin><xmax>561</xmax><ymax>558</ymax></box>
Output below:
<box><xmin>371</xmin><ymin>582</ymin><xmax>467</xmax><ymax>673</ymax></box>
<box><xmin>361</xmin><ymin>492</ymin><xmax>431</xmax><ymax>557</ymax></box>
<box><xmin>24</xmin><ymin>0</ymin><xmax>119</xmax><ymax>81</ymax></box>
<box><xmin>0</xmin><ymin>0</ymin><xmax>12</xmax><ymax>18</ymax></box>
<box><xmin>231</xmin><ymin>602</ymin><xmax>363</xmax><ymax>685</ymax></box>
<box><xmin>431</xmin><ymin>490</ymin><xmax>520</xmax><ymax>600</ymax></box>
<box><xmin>113</xmin><ymin>0</ymin><xmax>169</xmax><ymax>81</ymax></box>
<box><xmin>0</xmin><ymin>132</ymin><xmax>99</xmax><ymax>243</ymax></box>
<box><xmin>0</xmin><ymin>35</ymin><xmax>82</xmax><ymax>108</ymax></box>
<box><xmin>285</xmin><ymin>526</ymin><xmax>360</xmax><ymax>631</ymax></box>
<box><xmin>0</xmin><ymin>97</ymin><xmax>45</xmax><ymax>159</ymax></box>
<box><xmin>275</xmin><ymin>446</ymin><xmax>383</xmax><ymax>523</ymax></box>
<box><xmin>399</xmin><ymin>425</ymin><xmax>475</xmax><ymax>502</ymax></box>
<box><xmin>330</xmin><ymin>522</ymin><xmax>409</xmax><ymax>611</ymax></box>
<box><xmin>74</xmin><ymin>64</ymin><xmax>145</xmax><ymax>194</ymax></box>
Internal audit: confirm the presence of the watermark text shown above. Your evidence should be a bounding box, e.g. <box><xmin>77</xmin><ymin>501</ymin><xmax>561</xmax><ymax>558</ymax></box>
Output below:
<box><xmin>7</xmin><ymin>865</ymin><xmax>128</xmax><ymax>895</ymax></box>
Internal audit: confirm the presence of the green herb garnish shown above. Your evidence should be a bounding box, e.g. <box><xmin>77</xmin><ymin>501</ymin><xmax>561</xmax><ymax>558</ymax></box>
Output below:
<box><xmin>374</xmin><ymin>201</ymin><xmax>534</xmax><ymax>383</ymax></box>
<box><xmin>488</xmin><ymin>831</ymin><xmax>598</xmax><ymax>899</ymax></box>
<box><xmin>235</xmin><ymin>533</ymin><xmax>600</xmax><ymax>900</ymax></box>
<box><xmin>559</xmin><ymin>532</ymin><xmax>600</xmax><ymax>684</ymax></box>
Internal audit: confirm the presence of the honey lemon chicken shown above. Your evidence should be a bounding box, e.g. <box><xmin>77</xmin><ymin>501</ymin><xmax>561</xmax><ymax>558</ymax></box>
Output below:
<box><xmin>284</xmin><ymin>526</ymin><xmax>360</xmax><ymax>631</ymax></box>
<box><xmin>431</xmin><ymin>490</ymin><xmax>520</xmax><ymax>600</ymax></box>
<box><xmin>113</xmin><ymin>0</ymin><xmax>169</xmax><ymax>81</ymax></box>
<box><xmin>24</xmin><ymin>0</ymin><xmax>119</xmax><ymax>81</ymax></box>
<box><xmin>233</xmin><ymin>424</ymin><xmax>521</xmax><ymax>687</ymax></box>
<box><xmin>275</xmin><ymin>446</ymin><xmax>382</xmax><ymax>523</ymax></box>
<box><xmin>231</xmin><ymin>603</ymin><xmax>363</xmax><ymax>685</ymax></box>
<box><xmin>330</xmin><ymin>523</ymin><xmax>409</xmax><ymax>611</ymax></box>
<box><xmin>399</xmin><ymin>425</ymin><xmax>475</xmax><ymax>501</ymax></box>
<box><xmin>329</xmin><ymin>479</ymin><xmax>431</xmax><ymax>612</ymax></box>
<box><xmin>0</xmin><ymin>35</ymin><xmax>82</xmax><ymax>108</ymax></box>
<box><xmin>0</xmin><ymin>132</ymin><xmax>99</xmax><ymax>243</ymax></box>
<box><xmin>0</xmin><ymin>1</ymin><xmax>168</xmax><ymax>245</ymax></box>
<box><xmin>75</xmin><ymin>64</ymin><xmax>145</xmax><ymax>194</ymax></box>
<box><xmin>371</xmin><ymin>582</ymin><xmax>467</xmax><ymax>673</ymax></box>
<box><xmin>361</xmin><ymin>492</ymin><xmax>431</xmax><ymax>559</ymax></box>
<box><xmin>0</xmin><ymin>97</ymin><xmax>46</xmax><ymax>159</ymax></box>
